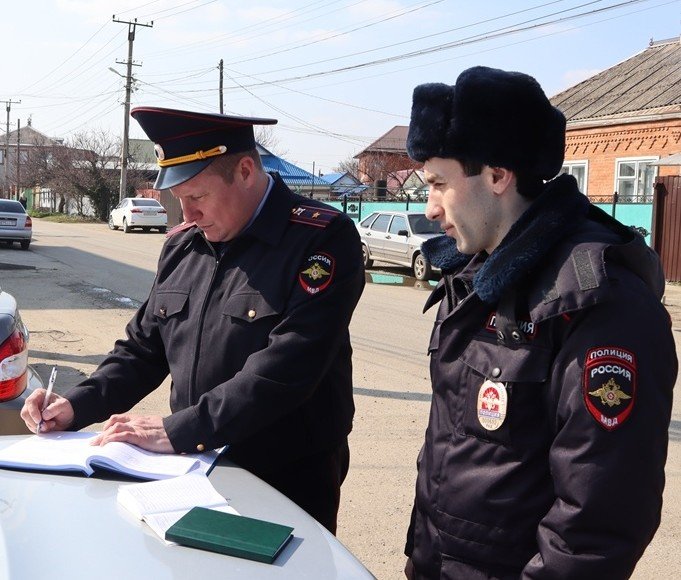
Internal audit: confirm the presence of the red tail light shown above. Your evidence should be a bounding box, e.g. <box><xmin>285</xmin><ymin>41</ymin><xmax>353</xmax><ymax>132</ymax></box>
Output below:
<box><xmin>25</xmin><ymin>216</ymin><xmax>32</xmax><ymax>228</ymax></box>
<box><xmin>0</xmin><ymin>329</ymin><xmax>28</xmax><ymax>401</ymax></box>
<box><xmin>159</xmin><ymin>209</ymin><xmax>167</xmax><ymax>214</ymax></box>
<box><xmin>131</xmin><ymin>208</ymin><xmax>143</xmax><ymax>213</ymax></box>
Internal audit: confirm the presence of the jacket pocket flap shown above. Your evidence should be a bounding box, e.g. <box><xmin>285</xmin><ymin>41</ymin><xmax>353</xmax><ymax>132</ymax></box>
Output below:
<box><xmin>222</xmin><ymin>292</ymin><xmax>281</xmax><ymax>322</ymax></box>
<box><xmin>459</xmin><ymin>340</ymin><xmax>551</xmax><ymax>383</ymax></box>
<box><xmin>154</xmin><ymin>291</ymin><xmax>189</xmax><ymax>319</ymax></box>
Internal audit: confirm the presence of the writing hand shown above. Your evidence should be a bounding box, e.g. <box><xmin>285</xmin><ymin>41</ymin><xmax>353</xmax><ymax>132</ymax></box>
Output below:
<box><xmin>20</xmin><ymin>388</ymin><xmax>74</xmax><ymax>433</ymax></box>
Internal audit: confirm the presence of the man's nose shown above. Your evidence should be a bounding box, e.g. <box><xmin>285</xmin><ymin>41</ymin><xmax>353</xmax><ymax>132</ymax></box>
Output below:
<box><xmin>425</xmin><ymin>191</ymin><xmax>440</xmax><ymax>221</ymax></box>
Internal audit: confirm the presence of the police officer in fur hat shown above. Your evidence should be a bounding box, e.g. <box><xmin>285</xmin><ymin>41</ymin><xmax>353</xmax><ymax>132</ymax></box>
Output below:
<box><xmin>22</xmin><ymin>107</ymin><xmax>365</xmax><ymax>534</ymax></box>
<box><xmin>403</xmin><ymin>66</ymin><xmax>676</xmax><ymax>578</ymax></box>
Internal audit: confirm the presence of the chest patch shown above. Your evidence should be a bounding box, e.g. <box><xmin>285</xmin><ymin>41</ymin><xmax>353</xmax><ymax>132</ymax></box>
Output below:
<box><xmin>485</xmin><ymin>312</ymin><xmax>537</xmax><ymax>338</ymax></box>
<box><xmin>583</xmin><ymin>347</ymin><xmax>637</xmax><ymax>431</ymax></box>
<box><xmin>299</xmin><ymin>252</ymin><xmax>335</xmax><ymax>295</ymax></box>
<box><xmin>477</xmin><ymin>380</ymin><xmax>508</xmax><ymax>431</ymax></box>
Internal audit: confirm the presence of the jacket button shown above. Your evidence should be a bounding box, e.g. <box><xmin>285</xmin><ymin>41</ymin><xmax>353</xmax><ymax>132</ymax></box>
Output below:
<box><xmin>496</xmin><ymin>330</ymin><xmax>505</xmax><ymax>341</ymax></box>
<box><xmin>247</xmin><ymin>309</ymin><xmax>256</xmax><ymax>319</ymax></box>
<box><xmin>511</xmin><ymin>330</ymin><xmax>522</xmax><ymax>342</ymax></box>
<box><xmin>196</xmin><ymin>443</ymin><xmax>205</xmax><ymax>452</ymax></box>
<box><xmin>159</xmin><ymin>307</ymin><xmax>167</xmax><ymax>317</ymax></box>
<box><xmin>491</xmin><ymin>367</ymin><xmax>502</xmax><ymax>378</ymax></box>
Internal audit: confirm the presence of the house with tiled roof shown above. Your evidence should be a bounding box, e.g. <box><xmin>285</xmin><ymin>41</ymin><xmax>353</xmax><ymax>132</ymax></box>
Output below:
<box><xmin>1</xmin><ymin>123</ymin><xmax>63</xmax><ymax>200</ymax></box>
<box><xmin>319</xmin><ymin>171</ymin><xmax>367</xmax><ymax>197</ymax></box>
<box><xmin>353</xmin><ymin>126</ymin><xmax>421</xmax><ymax>186</ymax></box>
<box><xmin>552</xmin><ymin>36</ymin><xmax>681</xmax><ymax>201</ymax></box>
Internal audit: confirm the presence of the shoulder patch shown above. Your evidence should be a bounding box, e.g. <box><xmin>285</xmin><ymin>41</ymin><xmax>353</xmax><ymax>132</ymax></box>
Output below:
<box><xmin>299</xmin><ymin>252</ymin><xmax>335</xmax><ymax>295</ymax></box>
<box><xmin>166</xmin><ymin>221</ymin><xmax>197</xmax><ymax>238</ymax></box>
<box><xmin>290</xmin><ymin>205</ymin><xmax>339</xmax><ymax>228</ymax></box>
<box><xmin>583</xmin><ymin>347</ymin><xmax>637</xmax><ymax>431</ymax></box>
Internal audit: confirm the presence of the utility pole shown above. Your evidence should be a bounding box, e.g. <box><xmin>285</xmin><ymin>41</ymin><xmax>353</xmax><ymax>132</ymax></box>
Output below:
<box><xmin>16</xmin><ymin>120</ymin><xmax>20</xmax><ymax>200</ymax></box>
<box><xmin>113</xmin><ymin>16</ymin><xmax>153</xmax><ymax>201</ymax></box>
<box><xmin>2</xmin><ymin>99</ymin><xmax>20</xmax><ymax>198</ymax></box>
<box><xmin>218</xmin><ymin>59</ymin><xmax>224</xmax><ymax>114</ymax></box>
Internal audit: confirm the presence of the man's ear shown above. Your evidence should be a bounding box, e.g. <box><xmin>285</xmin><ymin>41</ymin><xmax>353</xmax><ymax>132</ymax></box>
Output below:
<box><xmin>236</xmin><ymin>155</ymin><xmax>256</xmax><ymax>185</ymax></box>
<box><xmin>489</xmin><ymin>166</ymin><xmax>515</xmax><ymax>194</ymax></box>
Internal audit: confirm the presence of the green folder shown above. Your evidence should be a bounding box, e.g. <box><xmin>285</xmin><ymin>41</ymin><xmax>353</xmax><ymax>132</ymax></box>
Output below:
<box><xmin>165</xmin><ymin>507</ymin><xmax>294</xmax><ymax>564</ymax></box>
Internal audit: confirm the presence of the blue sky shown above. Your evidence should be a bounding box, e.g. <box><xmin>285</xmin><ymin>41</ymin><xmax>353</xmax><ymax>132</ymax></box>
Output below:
<box><xmin>2</xmin><ymin>0</ymin><xmax>679</xmax><ymax>174</ymax></box>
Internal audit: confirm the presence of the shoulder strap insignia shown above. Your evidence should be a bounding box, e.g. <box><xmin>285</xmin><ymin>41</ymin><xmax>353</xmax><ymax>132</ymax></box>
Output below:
<box><xmin>289</xmin><ymin>205</ymin><xmax>339</xmax><ymax>228</ymax></box>
<box><xmin>166</xmin><ymin>221</ymin><xmax>197</xmax><ymax>238</ymax></box>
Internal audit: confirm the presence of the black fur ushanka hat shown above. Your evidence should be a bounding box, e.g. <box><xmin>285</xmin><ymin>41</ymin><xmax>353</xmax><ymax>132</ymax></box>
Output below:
<box><xmin>406</xmin><ymin>66</ymin><xmax>566</xmax><ymax>179</ymax></box>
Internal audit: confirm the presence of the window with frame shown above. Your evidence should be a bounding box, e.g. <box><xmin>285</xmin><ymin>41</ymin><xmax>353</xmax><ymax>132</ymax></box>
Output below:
<box><xmin>560</xmin><ymin>161</ymin><xmax>587</xmax><ymax>194</ymax></box>
<box><xmin>388</xmin><ymin>215</ymin><xmax>408</xmax><ymax>235</ymax></box>
<box><xmin>370</xmin><ymin>214</ymin><xmax>390</xmax><ymax>232</ymax></box>
<box><xmin>615</xmin><ymin>157</ymin><xmax>657</xmax><ymax>202</ymax></box>
<box><xmin>0</xmin><ymin>150</ymin><xmax>3</xmax><ymax>165</ymax></box>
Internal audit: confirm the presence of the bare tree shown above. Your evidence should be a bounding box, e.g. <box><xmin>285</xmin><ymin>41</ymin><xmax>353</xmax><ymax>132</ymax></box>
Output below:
<box><xmin>332</xmin><ymin>156</ymin><xmax>359</xmax><ymax>179</ymax></box>
<box><xmin>254</xmin><ymin>126</ymin><xmax>289</xmax><ymax>158</ymax></box>
<box><xmin>47</xmin><ymin>130</ymin><xmax>121</xmax><ymax>219</ymax></box>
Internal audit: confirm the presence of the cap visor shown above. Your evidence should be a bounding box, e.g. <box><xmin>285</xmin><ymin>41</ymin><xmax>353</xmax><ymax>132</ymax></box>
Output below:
<box><xmin>153</xmin><ymin>159</ymin><xmax>213</xmax><ymax>190</ymax></box>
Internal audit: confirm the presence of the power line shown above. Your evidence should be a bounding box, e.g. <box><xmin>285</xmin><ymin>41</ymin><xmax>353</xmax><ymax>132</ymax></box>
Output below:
<box><xmin>228</xmin><ymin>0</ymin><xmax>663</xmax><ymax>87</ymax></box>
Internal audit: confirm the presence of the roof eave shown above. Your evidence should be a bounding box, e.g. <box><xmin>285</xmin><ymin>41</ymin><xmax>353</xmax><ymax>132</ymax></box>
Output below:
<box><xmin>566</xmin><ymin>107</ymin><xmax>681</xmax><ymax>130</ymax></box>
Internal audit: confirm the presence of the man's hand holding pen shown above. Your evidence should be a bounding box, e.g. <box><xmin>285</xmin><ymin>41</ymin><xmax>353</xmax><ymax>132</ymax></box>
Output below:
<box><xmin>20</xmin><ymin>366</ymin><xmax>75</xmax><ymax>434</ymax></box>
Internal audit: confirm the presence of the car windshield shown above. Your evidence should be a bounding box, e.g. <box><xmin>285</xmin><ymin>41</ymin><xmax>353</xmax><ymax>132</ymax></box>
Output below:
<box><xmin>408</xmin><ymin>214</ymin><xmax>443</xmax><ymax>235</ymax></box>
<box><xmin>0</xmin><ymin>200</ymin><xmax>26</xmax><ymax>214</ymax></box>
<box><xmin>131</xmin><ymin>199</ymin><xmax>162</xmax><ymax>207</ymax></box>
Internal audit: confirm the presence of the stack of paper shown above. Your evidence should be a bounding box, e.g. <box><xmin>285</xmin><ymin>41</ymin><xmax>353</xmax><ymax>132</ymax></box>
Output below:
<box><xmin>117</xmin><ymin>470</ymin><xmax>238</xmax><ymax>542</ymax></box>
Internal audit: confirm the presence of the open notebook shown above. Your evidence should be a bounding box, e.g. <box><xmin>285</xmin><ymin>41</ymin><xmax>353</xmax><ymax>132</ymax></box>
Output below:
<box><xmin>0</xmin><ymin>432</ymin><xmax>222</xmax><ymax>480</ymax></box>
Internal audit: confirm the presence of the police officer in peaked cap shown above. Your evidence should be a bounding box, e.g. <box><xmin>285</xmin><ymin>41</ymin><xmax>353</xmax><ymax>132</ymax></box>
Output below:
<box><xmin>22</xmin><ymin>106</ymin><xmax>365</xmax><ymax>534</ymax></box>
<box><xmin>403</xmin><ymin>67</ymin><xmax>677</xmax><ymax>578</ymax></box>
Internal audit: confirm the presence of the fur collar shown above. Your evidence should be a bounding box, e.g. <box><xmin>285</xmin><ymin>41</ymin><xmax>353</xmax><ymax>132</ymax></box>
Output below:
<box><xmin>421</xmin><ymin>174</ymin><xmax>591</xmax><ymax>304</ymax></box>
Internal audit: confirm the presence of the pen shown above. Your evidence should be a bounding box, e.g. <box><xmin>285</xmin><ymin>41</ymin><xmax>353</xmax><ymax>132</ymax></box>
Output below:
<box><xmin>37</xmin><ymin>366</ymin><xmax>57</xmax><ymax>435</ymax></box>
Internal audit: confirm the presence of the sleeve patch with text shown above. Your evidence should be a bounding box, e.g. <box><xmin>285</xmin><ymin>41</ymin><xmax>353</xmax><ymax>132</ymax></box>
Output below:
<box><xmin>299</xmin><ymin>252</ymin><xmax>335</xmax><ymax>295</ymax></box>
<box><xmin>583</xmin><ymin>347</ymin><xmax>637</xmax><ymax>431</ymax></box>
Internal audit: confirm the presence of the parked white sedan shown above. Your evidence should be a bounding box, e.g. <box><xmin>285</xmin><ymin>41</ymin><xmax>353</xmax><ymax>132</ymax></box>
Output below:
<box><xmin>109</xmin><ymin>197</ymin><xmax>167</xmax><ymax>233</ymax></box>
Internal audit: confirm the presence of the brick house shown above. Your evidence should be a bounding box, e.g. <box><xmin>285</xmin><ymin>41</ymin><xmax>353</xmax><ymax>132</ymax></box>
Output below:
<box><xmin>552</xmin><ymin>37</ymin><xmax>681</xmax><ymax>201</ymax></box>
<box><xmin>354</xmin><ymin>126</ymin><xmax>421</xmax><ymax>186</ymax></box>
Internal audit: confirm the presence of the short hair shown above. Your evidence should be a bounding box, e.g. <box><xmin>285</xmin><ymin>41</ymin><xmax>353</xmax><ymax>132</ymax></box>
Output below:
<box><xmin>206</xmin><ymin>148</ymin><xmax>263</xmax><ymax>183</ymax></box>
<box><xmin>458</xmin><ymin>156</ymin><xmax>544</xmax><ymax>200</ymax></box>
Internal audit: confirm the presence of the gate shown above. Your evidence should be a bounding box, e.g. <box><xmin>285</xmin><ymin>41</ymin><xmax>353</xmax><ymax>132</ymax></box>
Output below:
<box><xmin>652</xmin><ymin>176</ymin><xmax>681</xmax><ymax>282</ymax></box>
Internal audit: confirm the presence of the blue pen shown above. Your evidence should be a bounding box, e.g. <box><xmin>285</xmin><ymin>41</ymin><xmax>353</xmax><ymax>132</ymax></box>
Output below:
<box><xmin>37</xmin><ymin>366</ymin><xmax>57</xmax><ymax>435</ymax></box>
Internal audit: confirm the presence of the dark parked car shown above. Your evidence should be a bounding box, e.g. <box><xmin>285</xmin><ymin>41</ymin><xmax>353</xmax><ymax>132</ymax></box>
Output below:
<box><xmin>0</xmin><ymin>288</ymin><xmax>42</xmax><ymax>435</ymax></box>
<box><xmin>356</xmin><ymin>211</ymin><xmax>444</xmax><ymax>280</ymax></box>
<box><xmin>0</xmin><ymin>199</ymin><xmax>32</xmax><ymax>250</ymax></box>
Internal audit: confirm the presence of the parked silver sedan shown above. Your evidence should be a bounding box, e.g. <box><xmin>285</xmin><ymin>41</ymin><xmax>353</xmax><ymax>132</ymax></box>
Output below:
<box><xmin>0</xmin><ymin>199</ymin><xmax>32</xmax><ymax>250</ymax></box>
<box><xmin>357</xmin><ymin>211</ymin><xmax>443</xmax><ymax>280</ymax></box>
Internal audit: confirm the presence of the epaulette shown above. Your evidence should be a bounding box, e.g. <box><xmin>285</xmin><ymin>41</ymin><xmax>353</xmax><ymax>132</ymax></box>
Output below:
<box><xmin>289</xmin><ymin>205</ymin><xmax>339</xmax><ymax>228</ymax></box>
<box><xmin>165</xmin><ymin>221</ymin><xmax>197</xmax><ymax>238</ymax></box>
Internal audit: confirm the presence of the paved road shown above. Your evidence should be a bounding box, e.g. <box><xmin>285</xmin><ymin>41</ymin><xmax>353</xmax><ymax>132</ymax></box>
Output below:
<box><xmin>2</xmin><ymin>218</ymin><xmax>679</xmax><ymax>579</ymax></box>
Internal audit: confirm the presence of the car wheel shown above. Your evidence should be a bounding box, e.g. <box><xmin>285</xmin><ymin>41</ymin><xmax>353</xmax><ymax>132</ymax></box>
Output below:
<box><xmin>413</xmin><ymin>253</ymin><xmax>432</xmax><ymax>281</ymax></box>
<box><xmin>158</xmin><ymin>226</ymin><xmax>167</xmax><ymax>234</ymax></box>
<box><xmin>122</xmin><ymin>218</ymin><xmax>130</xmax><ymax>233</ymax></box>
<box><xmin>108</xmin><ymin>216</ymin><xmax>118</xmax><ymax>230</ymax></box>
<box><xmin>362</xmin><ymin>244</ymin><xmax>373</xmax><ymax>269</ymax></box>
<box><xmin>20</xmin><ymin>240</ymin><xmax>30</xmax><ymax>250</ymax></box>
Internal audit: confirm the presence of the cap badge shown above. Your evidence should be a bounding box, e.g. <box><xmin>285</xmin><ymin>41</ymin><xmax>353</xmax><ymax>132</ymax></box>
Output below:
<box><xmin>477</xmin><ymin>379</ymin><xmax>508</xmax><ymax>431</ymax></box>
<box><xmin>154</xmin><ymin>143</ymin><xmax>165</xmax><ymax>161</ymax></box>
